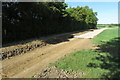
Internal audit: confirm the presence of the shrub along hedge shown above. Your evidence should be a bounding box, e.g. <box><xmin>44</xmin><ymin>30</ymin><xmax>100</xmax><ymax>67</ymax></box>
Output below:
<box><xmin>2</xmin><ymin>2</ymin><xmax>98</xmax><ymax>45</ymax></box>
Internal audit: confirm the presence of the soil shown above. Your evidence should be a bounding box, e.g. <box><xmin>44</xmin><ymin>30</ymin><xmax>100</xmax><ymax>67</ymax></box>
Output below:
<box><xmin>1</xmin><ymin>29</ymin><xmax>91</xmax><ymax>60</ymax></box>
<box><xmin>2</xmin><ymin>29</ymin><xmax>105</xmax><ymax>78</ymax></box>
<box><xmin>2</xmin><ymin>38</ymin><xmax>94</xmax><ymax>78</ymax></box>
<box><xmin>34</xmin><ymin>66</ymin><xmax>85</xmax><ymax>78</ymax></box>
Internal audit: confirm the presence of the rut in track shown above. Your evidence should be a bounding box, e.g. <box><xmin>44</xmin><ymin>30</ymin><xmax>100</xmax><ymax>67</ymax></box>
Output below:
<box><xmin>2</xmin><ymin>28</ymin><xmax>107</xmax><ymax>78</ymax></box>
<box><xmin>2</xmin><ymin>38</ymin><xmax>94</xmax><ymax>78</ymax></box>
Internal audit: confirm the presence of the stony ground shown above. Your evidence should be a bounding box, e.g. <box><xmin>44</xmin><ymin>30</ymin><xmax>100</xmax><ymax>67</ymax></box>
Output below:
<box><xmin>34</xmin><ymin>66</ymin><xmax>85</xmax><ymax>78</ymax></box>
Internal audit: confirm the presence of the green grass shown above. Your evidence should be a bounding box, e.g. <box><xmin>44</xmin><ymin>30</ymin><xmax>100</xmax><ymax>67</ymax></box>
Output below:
<box><xmin>52</xmin><ymin>50</ymin><xmax>110</xmax><ymax>78</ymax></box>
<box><xmin>97</xmin><ymin>24</ymin><xmax>119</xmax><ymax>29</ymax></box>
<box><xmin>51</xmin><ymin>27</ymin><xmax>119</xmax><ymax>78</ymax></box>
<box><xmin>93</xmin><ymin>27</ymin><xmax>119</xmax><ymax>45</ymax></box>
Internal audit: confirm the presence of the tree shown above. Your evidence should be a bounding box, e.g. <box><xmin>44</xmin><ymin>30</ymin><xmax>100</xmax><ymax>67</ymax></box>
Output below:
<box><xmin>2</xmin><ymin>2</ymin><xmax>98</xmax><ymax>44</ymax></box>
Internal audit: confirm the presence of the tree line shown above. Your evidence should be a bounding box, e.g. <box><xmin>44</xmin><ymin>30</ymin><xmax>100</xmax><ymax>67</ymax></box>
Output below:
<box><xmin>2</xmin><ymin>2</ymin><xmax>98</xmax><ymax>44</ymax></box>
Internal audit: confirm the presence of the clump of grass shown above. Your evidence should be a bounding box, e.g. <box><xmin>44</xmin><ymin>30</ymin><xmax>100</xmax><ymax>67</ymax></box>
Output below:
<box><xmin>52</xmin><ymin>50</ymin><xmax>109</xmax><ymax>78</ymax></box>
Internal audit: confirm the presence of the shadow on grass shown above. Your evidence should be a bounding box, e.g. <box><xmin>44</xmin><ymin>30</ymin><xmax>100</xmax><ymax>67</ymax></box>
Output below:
<box><xmin>87</xmin><ymin>37</ymin><xmax>120</xmax><ymax>79</ymax></box>
<box><xmin>98</xmin><ymin>37</ymin><xmax>120</xmax><ymax>56</ymax></box>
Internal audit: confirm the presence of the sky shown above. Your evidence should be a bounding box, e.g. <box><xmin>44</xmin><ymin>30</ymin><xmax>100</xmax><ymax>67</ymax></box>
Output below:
<box><xmin>65</xmin><ymin>2</ymin><xmax>119</xmax><ymax>24</ymax></box>
<box><xmin>65</xmin><ymin>0</ymin><xmax>120</xmax><ymax>2</ymax></box>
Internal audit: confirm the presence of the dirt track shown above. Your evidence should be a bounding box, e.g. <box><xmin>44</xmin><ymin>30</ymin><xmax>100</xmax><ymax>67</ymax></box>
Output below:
<box><xmin>74</xmin><ymin>28</ymin><xmax>108</xmax><ymax>38</ymax></box>
<box><xmin>2</xmin><ymin>38</ymin><xmax>94</xmax><ymax>78</ymax></box>
<box><xmin>2</xmin><ymin>28</ymin><xmax>107</xmax><ymax>78</ymax></box>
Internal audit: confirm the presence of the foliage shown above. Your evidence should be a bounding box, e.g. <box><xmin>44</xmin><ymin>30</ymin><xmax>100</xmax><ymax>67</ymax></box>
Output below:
<box><xmin>110</xmin><ymin>24</ymin><xmax>120</xmax><ymax>26</ymax></box>
<box><xmin>97</xmin><ymin>24</ymin><xmax>107</xmax><ymax>29</ymax></box>
<box><xmin>2</xmin><ymin>2</ymin><xmax>98</xmax><ymax>44</ymax></box>
<box><xmin>66</xmin><ymin>6</ymin><xmax>98</xmax><ymax>29</ymax></box>
<box><xmin>97</xmin><ymin>24</ymin><xmax>119</xmax><ymax>29</ymax></box>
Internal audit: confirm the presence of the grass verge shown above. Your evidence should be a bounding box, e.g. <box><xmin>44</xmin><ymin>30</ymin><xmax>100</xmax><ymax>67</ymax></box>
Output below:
<box><xmin>51</xmin><ymin>27</ymin><xmax>119</xmax><ymax>78</ymax></box>
<box><xmin>52</xmin><ymin>49</ymin><xmax>110</xmax><ymax>78</ymax></box>
<box><xmin>92</xmin><ymin>27</ymin><xmax>118</xmax><ymax>45</ymax></box>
